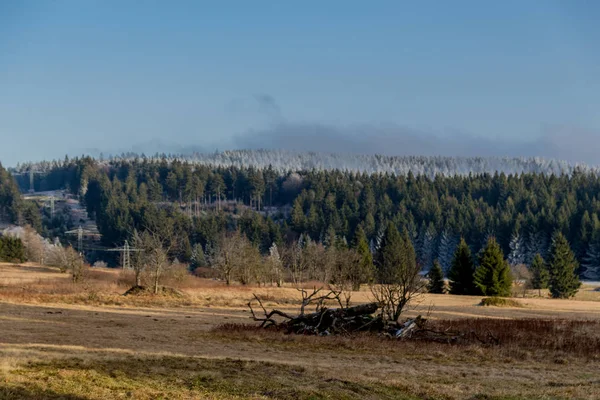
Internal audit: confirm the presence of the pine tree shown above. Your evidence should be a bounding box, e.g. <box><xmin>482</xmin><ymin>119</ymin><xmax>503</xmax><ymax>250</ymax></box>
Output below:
<box><xmin>427</xmin><ymin>260</ymin><xmax>445</xmax><ymax>294</ymax></box>
<box><xmin>0</xmin><ymin>236</ymin><xmax>26</xmax><ymax>263</ymax></box>
<box><xmin>323</xmin><ymin>225</ymin><xmax>337</xmax><ymax>248</ymax></box>
<box><xmin>375</xmin><ymin>222</ymin><xmax>404</xmax><ymax>284</ymax></box>
<box><xmin>448</xmin><ymin>238</ymin><xmax>477</xmax><ymax>295</ymax></box>
<box><xmin>190</xmin><ymin>243</ymin><xmax>206</xmax><ymax>268</ymax></box>
<box><xmin>529</xmin><ymin>253</ymin><xmax>549</xmax><ymax>296</ymax></box>
<box><xmin>353</xmin><ymin>225</ymin><xmax>375</xmax><ymax>289</ymax></box>
<box><xmin>400</xmin><ymin>228</ymin><xmax>417</xmax><ymax>278</ymax></box>
<box><xmin>474</xmin><ymin>236</ymin><xmax>512</xmax><ymax>297</ymax></box>
<box><xmin>419</xmin><ymin>222</ymin><xmax>437</xmax><ymax>271</ymax></box>
<box><xmin>547</xmin><ymin>232</ymin><xmax>581</xmax><ymax>299</ymax></box>
<box><xmin>291</xmin><ymin>198</ymin><xmax>306</xmax><ymax>231</ymax></box>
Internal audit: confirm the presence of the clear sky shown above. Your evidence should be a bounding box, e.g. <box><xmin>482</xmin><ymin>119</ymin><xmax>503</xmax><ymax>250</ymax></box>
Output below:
<box><xmin>1</xmin><ymin>1</ymin><xmax>599</xmax><ymax>166</ymax></box>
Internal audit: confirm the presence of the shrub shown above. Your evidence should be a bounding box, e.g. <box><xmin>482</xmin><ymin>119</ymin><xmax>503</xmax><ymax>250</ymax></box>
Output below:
<box><xmin>0</xmin><ymin>236</ymin><xmax>26</xmax><ymax>263</ymax></box>
<box><xmin>480</xmin><ymin>297</ymin><xmax>522</xmax><ymax>307</ymax></box>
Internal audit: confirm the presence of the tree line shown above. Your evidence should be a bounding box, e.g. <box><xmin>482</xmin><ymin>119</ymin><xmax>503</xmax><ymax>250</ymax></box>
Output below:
<box><xmin>6</xmin><ymin>156</ymin><xmax>600</xmax><ymax>282</ymax></box>
<box><xmin>428</xmin><ymin>231</ymin><xmax>580</xmax><ymax>299</ymax></box>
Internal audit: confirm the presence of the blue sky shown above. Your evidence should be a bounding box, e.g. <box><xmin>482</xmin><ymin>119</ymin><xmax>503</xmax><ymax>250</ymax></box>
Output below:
<box><xmin>1</xmin><ymin>1</ymin><xmax>599</xmax><ymax>166</ymax></box>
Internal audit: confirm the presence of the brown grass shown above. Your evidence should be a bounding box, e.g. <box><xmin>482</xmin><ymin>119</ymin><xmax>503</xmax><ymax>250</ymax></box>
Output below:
<box><xmin>213</xmin><ymin>318</ymin><xmax>600</xmax><ymax>360</ymax></box>
<box><xmin>2</xmin><ymin>262</ymin><xmax>600</xmax><ymax>318</ymax></box>
<box><xmin>2</xmin><ymin>262</ymin><xmax>600</xmax><ymax>399</ymax></box>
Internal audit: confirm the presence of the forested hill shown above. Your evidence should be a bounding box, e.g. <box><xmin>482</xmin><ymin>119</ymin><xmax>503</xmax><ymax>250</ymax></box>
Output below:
<box><xmin>10</xmin><ymin>154</ymin><xmax>600</xmax><ymax>280</ymax></box>
<box><xmin>13</xmin><ymin>149</ymin><xmax>600</xmax><ymax>177</ymax></box>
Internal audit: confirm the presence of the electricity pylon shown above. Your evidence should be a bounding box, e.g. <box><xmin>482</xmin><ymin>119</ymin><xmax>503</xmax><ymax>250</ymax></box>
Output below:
<box><xmin>107</xmin><ymin>240</ymin><xmax>143</xmax><ymax>269</ymax></box>
<box><xmin>65</xmin><ymin>226</ymin><xmax>95</xmax><ymax>255</ymax></box>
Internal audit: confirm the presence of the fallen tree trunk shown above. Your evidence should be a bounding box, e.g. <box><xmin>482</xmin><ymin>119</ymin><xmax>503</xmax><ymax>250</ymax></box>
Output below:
<box><xmin>248</xmin><ymin>293</ymin><xmax>381</xmax><ymax>335</ymax></box>
<box><xmin>285</xmin><ymin>302</ymin><xmax>381</xmax><ymax>335</ymax></box>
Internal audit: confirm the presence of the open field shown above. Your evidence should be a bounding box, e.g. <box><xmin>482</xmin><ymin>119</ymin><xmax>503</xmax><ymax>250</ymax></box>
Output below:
<box><xmin>1</xmin><ymin>262</ymin><xmax>600</xmax><ymax>399</ymax></box>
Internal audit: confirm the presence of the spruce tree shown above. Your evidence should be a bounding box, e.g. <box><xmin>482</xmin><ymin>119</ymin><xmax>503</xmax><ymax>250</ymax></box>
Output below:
<box><xmin>419</xmin><ymin>222</ymin><xmax>437</xmax><ymax>271</ymax></box>
<box><xmin>473</xmin><ymin>236</ymin><xmax>512</xmax><ymax>297</ymax></box>
<box><xmin>353</xmin><ymin>225</ymin><xmax>375</xmax><ymax>288</ymax></box>
<box><xmin>448</xmin><ymin>238</ymin><xmax>476</xmax><ymax>295</ymax></box>
<box><xmin>400</xmin><ymin>228</ymin><xmax>417</xmax><ymax>277</ymax></box>
<box><xmin>427</xmin><ymin>259</ymin><xmax>445</xmax><ymax>294</ymax></box>
<box><xmin>529</xmin><ymin>253</ymin><xmax>549</xmax><ymax>296</ymax></box>
<box><xmin>547</xmin><ymin>232</ymin><xmax>581</xmax><ymax>299</ymax></box>
<box><xmin>375</xmin><ymin>222</ymin><xmax>404</xmax><ymax>284</ymax></box>
<box><xmin>0</xmin><ymin>236</ymin><xmax>26</xmax><ymax>263</ymax></box>
<box><xmin>291</xmin><ymin>198</ymin><xmax>306</xmax><ymax>231</ymax></box>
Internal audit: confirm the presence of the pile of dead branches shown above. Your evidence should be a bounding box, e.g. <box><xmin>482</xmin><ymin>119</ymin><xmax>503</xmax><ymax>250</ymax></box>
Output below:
<box><xmin>248</xmin><ymin>287</ymin><xmax>383</xmax><ymax>335</ymax></box>
<box><xmin>248</xmin><ymin>287</ymin><xmax>500</xmax><ymax>345</ymax></box>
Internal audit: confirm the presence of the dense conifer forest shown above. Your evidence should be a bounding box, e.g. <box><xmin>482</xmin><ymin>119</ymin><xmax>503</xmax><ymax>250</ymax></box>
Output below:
<box><xmin>6</xmin><ymin>152</ymin><xmax>600</xmax><ymax>280</ymax></box>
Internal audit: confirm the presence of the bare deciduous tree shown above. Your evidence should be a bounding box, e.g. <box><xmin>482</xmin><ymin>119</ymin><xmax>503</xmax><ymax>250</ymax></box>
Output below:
<box><xmin>329</xmin><ymin>247</ymin><xmax>363</xmax><ymax>308</ymax></box>
<box><xmin>53</xmin><ymin>245</ymin><xmax>86</xmax><ymax>283</ymax></box>
<box><xmin>146</xmin><ymin>234</ymin><xmax>170</xmax><ymax>294</ymax></box>
<box><xmin>370</xmin><ymin>225</ymin><xmax>425</xmax><ymax>323</ymax></box>
<box><xmin>46</xmin><ymin>243</ymin><xmax>86</xmax><ymax>282</ymax></box>
<box><xmin>130</xmin><ymin>225</ymin><xmax>175</xmax><ymax>294</ymax></box>
<box><xmin>282</xmin><ymin>239</ymin><xmax>308</xmax><ymax>285</ymax></box>
<box><xmin>238</xmin><ymin>239</ymin><xmax>262</xmax><ymax>285</ymax></box>
<box><xmin>305</xmin><ymin>241</ymin><xmax>331</xmax><ymax>283</ymax></box>
<box><xmin>21</xmin><ymin>225</ymin><xmax>46</xmax><ymax>265</ymax></box>
<box><xmin>267</xmin><ymin>242</ymin><xmax>283</xmax><ymax>287</ymax></box>
<box><xmin>131</xmin><ymin>230</ymin><xmax>146</xmax><ymax>287</ymax></box>
<box><xmin>209</xmin><ymin>231</ymin><xmax>260</xmax><ymax>285</ymax></box>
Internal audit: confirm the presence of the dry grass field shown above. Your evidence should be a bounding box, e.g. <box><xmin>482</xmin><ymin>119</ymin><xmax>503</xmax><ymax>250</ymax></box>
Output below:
<box><xmin>1</xmin><ymin>262</ymin><xmax>600</xmax><ymax>399</ymax></box>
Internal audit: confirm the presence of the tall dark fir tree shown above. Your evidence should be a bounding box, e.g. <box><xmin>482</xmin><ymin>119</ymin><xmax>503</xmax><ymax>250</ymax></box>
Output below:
<box><xmin>547</xmin><ymin>232</ymin><xmax>581</xmax><ymax>299</ymax></box>
<box><xmin>473</xmin><ymin>237</ymin><xmax>512</xmax><ymax>297</ymax></box>
<box><xmin>375</xmin><ymin>222</ymin><xmax>404</xmax><ymax>284</ymax></box>
<box><xmin>529</xmin><ymin>253</ymin><xmax>549</xmax><ymax>297</ymax></box>
<box><xmin>427</xmin><ymin>260</ymin><xmax>446</xmax><ymax>294</ymax></box>
<box><xmin>448</xmin><ymin>238</ymin><xmax>476</xmax><ymax>295</ymax></box>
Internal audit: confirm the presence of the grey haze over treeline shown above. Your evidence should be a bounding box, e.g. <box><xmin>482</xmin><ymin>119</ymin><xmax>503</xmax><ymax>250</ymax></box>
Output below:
<box><xmin>10</xmin><ymin>93</ymin><xmax>599</xmax><ymax>168</ymax></box>
<box><xmin>3</xmin><ymin>93</ymin><xmax>599</xmax><ymax>168</ymax></box>
<box><xmin>7</xmin><ymin>123</ymin><xmax>599</xmax><ymax>172</ymax></box>
<box><xmin>231</xmin><ymin>94</ymin><xmax>600</xmax><ymax>164</ymax></box>
<box><xmin>65</xmin><ymin>121</ymin><xmax>599</xmax><ymax>170</ymax></box>
<box><xmin>232</xmin><ymin>122</ymin><xmax>599</xmax><ymax>163</ymax></box>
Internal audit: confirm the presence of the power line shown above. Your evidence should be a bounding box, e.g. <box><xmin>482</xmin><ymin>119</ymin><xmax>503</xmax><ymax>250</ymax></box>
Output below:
<box><xmin>12</xmin><ymin>167</ymin><xmax>45</xmax><ymax>193</ymax></box>
<box><xmin>106</xmin><ymin>240</ymin><xmax>143</xmax><ymax>269</ymax></box>
<box><xmin>64</xmin><ymin>226</ymin><xmax>97</xmax><ymax>255</ymax></box>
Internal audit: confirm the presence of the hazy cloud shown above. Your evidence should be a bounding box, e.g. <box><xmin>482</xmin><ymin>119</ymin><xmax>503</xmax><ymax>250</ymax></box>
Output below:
<box><xmin>231</xmin><ymin>95</ymin><xmax>600</xmax><ymax>164</ymax></box>
<box><xmin>253</xmin><ymin>94</ymin><xmax>282</xmax><ymax>121</ymax></box>
<box><xmin>225</xmin><ymin>93</ymin><xmax>283</xmax><ymax>122</ymax></box>
<box><xmin>233</xmin><ymin>122</ymin><xmax>600</xmax><ymax>165</ymax></box>
<box><xmin>56</xmin><ymin>94</ymin><xmax>600</xmax><ymax>167</ymax></box>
